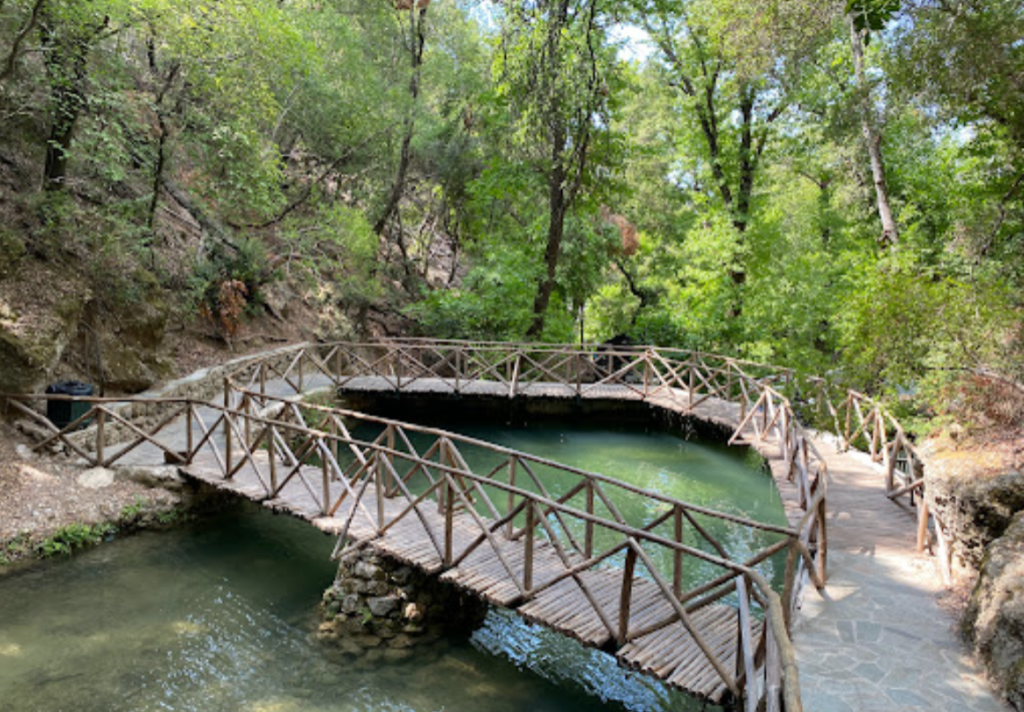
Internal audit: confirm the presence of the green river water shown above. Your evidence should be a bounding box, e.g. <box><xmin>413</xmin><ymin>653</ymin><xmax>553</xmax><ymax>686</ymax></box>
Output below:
<box><xmin>0</xmin><ymin>420</ymin><xmax>785</xmax><ymax>712</ymax></box>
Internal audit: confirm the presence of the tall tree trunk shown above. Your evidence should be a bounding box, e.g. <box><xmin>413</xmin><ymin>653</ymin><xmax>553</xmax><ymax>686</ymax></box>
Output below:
<box><xmin>849</xmin><ymin>14</ymin><xmax>898</xmax><ymax>247</ymax></box>
<box><xmin>527</xmin><ymin>158</ymin><xmax>568</xmax><ymax>339</ymax></box>
<box><xmin>39</xmin><ymin>9</ymin><xmax>99</xmax><ymax>191</ymax></box>
<box><xmin>374</xmin><ymin>6</ymin><xmax>427</xmax><ymax>237</ymax></box>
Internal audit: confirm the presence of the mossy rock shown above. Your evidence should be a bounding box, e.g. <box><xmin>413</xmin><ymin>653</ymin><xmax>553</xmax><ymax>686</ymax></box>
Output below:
<box><xmin>0</xmin><ymin>261</ymin><xmax>91</xmax><ymax>392</ymax></box>
<box><xmin>75</xmin><ymin>285</ymin><xmax>173</xmax><ymax>393</ymax></box>
<box><xmin>963</xmin><ymin>511</ymin><xmax>1024</xmax><ymax>710</ymax></box>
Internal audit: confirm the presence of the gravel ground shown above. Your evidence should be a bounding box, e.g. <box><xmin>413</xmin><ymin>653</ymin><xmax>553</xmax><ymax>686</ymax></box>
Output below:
<box><xmin>0</xmin><ymin>422</ymin><xmax>183</xmax><ymax>563</ymax></box>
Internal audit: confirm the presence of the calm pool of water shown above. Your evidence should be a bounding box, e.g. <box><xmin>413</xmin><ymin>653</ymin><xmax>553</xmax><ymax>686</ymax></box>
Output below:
<box><xmin>0</xmin><ymin>421</ymin><xmax>783</xmax><ymax>712</ymax></box>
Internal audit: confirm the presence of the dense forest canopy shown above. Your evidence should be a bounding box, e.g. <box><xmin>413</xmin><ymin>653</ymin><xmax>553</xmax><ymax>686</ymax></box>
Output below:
<box><xmin>0</xmin><ymin>0</ymin><xmax>1022</xmax><ymax>430</ymax></box>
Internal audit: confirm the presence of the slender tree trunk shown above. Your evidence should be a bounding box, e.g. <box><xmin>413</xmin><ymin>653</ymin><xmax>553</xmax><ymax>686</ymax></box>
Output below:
<box><xmin>0</xmin><ymin>0</ymin><xmax>46</xmax><ymax>84</ymax></box>
<box><xmin>849</xmin><ymin>14</ymin><xmax>898</xmax><ymax>247</ymax></box>
<box><xmin>147</xmin><ymin>62</ymin><xmax>180</xmax><ymax>234</ymax></box>
<box><xmin>374</xmin><ymin>6</ymin><xmax>427</xmax><ymax>237</ymax></box>
<box><xmin>39</xmin><ymin>8</ymin><xmax>104</xmax><ymax>192</ymax></box>
<box><xmin>527</xmin><ymin>159</ymin><xmax>568</xmax><ymax>339</ymax></box>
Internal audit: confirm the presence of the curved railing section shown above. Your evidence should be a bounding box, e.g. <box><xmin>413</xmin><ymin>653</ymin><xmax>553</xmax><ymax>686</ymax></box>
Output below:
<box><xmin>10</xmin><ymin>336</ymin><xmax>945</xmax><ymax>712</ymax></box>
<box><xmin>223</xmin><ymin>338</ymin><xmax>926</xmax><ymax>556</ymax></box>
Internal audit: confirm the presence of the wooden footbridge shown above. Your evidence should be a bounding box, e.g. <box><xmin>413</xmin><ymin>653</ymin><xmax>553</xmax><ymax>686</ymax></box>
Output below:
<box><xmin>3</xmin><ymin>339</ymin><xmax>935</xmax><ymax>712</ymax></box>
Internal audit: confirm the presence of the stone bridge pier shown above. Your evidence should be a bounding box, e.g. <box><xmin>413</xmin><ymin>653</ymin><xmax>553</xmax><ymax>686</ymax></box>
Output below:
<box><xmin>317</xmin><ymin>546</ymin><xmax>488</xmax><ymax>664</ymax></box>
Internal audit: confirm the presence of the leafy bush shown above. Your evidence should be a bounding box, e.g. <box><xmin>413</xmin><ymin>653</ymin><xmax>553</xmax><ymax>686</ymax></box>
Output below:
<box><xmin>36</xmin><ymin>523</ymin><xmax>115</xmax><ymax>557</ymax></box>
<box><xmin>190</xmin><ymin>237</ymin><xmax>280</xmax><ymax>337</ymax></box>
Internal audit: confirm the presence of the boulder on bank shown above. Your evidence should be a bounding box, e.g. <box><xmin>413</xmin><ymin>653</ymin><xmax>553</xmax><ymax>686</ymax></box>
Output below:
<box><xmin>962</xmin><ymin>511</ymin><xmax>1024</xmax><ymax>711</ymax></box>
<box><xmin>923</xmin><ymin>441</ymin><xmax>1024</xmax><ymax>570</ymax></box>
<box><xmin>0</xmin><ymin>262</ymin><xmax>91</xmax><ymax>393</ymax></box>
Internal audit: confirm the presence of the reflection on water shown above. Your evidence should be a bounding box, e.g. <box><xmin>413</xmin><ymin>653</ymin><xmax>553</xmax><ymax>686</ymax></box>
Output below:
<box><xmin>0</xmin><ymin>422</ymin><xmax>780</xmax><ymax>712</ymax></box>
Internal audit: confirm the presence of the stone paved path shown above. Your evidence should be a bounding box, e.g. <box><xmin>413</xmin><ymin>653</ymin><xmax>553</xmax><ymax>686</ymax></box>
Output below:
<box><xmin>793</xmin><ymin>442</ymin><xmax>1007</xmax><ymax>712</ymax></box>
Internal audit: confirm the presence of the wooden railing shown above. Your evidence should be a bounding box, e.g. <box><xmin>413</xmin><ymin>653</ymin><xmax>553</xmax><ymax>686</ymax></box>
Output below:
<box><xmin>227</xmin><ymin>338</ymin><xmax>929</xmax><ymax>564</ymax></box>
<box><xmin>215</xmin><ymin>388</ymin><xmax>817</xmax><ymax>712</ymax></box>
<box><xmin>228</xmin><ymin>340</ymin><xmax>829</xmax><ymax>586</ymax></box>
<box><xmin>1</xmin><ymin>373</ymin><xmax>824</xmax><ymax>710</ymax></box>
<box><xmin>1</xmin><ymin>385</ymin><xmax>812</xmax><ymax>711</ymax></box>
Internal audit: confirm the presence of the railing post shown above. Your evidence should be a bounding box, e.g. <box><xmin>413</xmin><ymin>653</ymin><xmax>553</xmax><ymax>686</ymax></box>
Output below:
<box><xmin>297</xmin><ymin>352</ymin><xmax>305</xmax><ymax>393</ymax></box>
<box><xmin>376</xmin><ymin>450</ymin><xmax>385</xmax><ymax>534</ymax></box>
<box><xmin>380</xmin><ymin>424</ymin><xmax>392</xmax><ymax>496</ymax></box>
<box><xmin>268</xmin><ymin>424</ymin><xmax>277</xmax><ymax>494</ymax></box>
<box><xmin>618</xmin><ymin>545</ymin><xmax>637</xmax><ymax>647</ymax></box>
<box><xmin>95</xmin><ymin>407</ymin><xmax>106</xmax><ymax>467</ymax></box>
<box><xmin>321</xmin><ymin>439</ymin><xmax>330</xmax><ymax>516</ymax></box>
<box><xmin>259</xmin><ymin>363</ymin><xmax>267</xmax><ymax>402</ymax></box>
<box><xmin>186</xmin><ymin>403</ymin><xmax>194</xmax><ymax>463</ymax></box>
<box><xmin>243</xmin><ymin>394</ymin><xmax>252</xmax><ymax>448</ymax></box>
<box><xmin>524</xmin><ymin>500</ymin><xmax>535</xmax><ymax>592</ymax></box>
<box><xmin>885</xmin><ymin>434</ymin><xmax>899</xmax><ymax>493</ymax></box>
<box><xmin>506</xmin><ymin>456</ymin><xmax>518</xmax><ymax>538</ymax></box>
<box><xmin>688</xmin><ymin>358</ymin><xmax>695</xmax><ymax>408</ymax></box>
<box><xmin>585</xmin><ymin>479</ymin><xmax>594</xmax><ymax>559</ymax></box>
<box><xmin>445</xmin><ymin>475</ymin><xmax>455</xmax><ymax>567</ymax></box>
<box><xmin>780</xmin><ymin>539</ymin><xmax>800</xmax><ymax>629</ymax></box>
<box><xmin>917</xmin><ymin>500</ymin><xmax>929</xmax><ymax>553</ymax></box>
<box><xmin>673</xmin><ymin>505</ymin><xmax>683</xmax><ymax>598</ymax></box>
<box><xmin>223</xmin><ymin>378</ymin><xmax>233</xmax><ymax>478</ymax></box>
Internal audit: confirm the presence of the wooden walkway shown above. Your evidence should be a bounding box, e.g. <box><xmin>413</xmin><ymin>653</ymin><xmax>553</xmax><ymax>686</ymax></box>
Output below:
<box><xmin>173</xmin><ymin>364</ymin><xmax>819</xmax><ymax>709</ymax></box>
<box><xmin>182</xmin><ymin>446</ymin><xmax>762</xmax><ymax>703</ymax></box>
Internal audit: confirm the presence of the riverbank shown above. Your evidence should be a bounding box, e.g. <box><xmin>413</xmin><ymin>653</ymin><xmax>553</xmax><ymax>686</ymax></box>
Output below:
<box><xmin>0</xmin><ymin>421</ymin><xmax>191</xmax><ymax>567</ymax></box>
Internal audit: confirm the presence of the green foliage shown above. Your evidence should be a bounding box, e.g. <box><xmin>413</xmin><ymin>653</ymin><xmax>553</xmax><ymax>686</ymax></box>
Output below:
<box><xmin>0</xmin><ymin>0</ymin><xmax>1022</xmax><ymax>437</ymax></box>
<box><xmin>36</xmin><ymin>523</ymin><xmax>115</xmax><ymax>558</ymax></box>
<box><xmin>408</xmin><ymin>246</ymin><xmax>542</xmax><ymax>340</ymax></box>
<box><xmin>837</xmin><ymin>261</ymin><xmax>1017</xmax><ymax>394</ymax></box>
<box><xmin>2</xmin><ymin>533</ymin><xmax>32</xmax><ymax>565</ymax></box>
<box><xmin>189</xmin><ymin>237</ymin><xmax>281</xmax><ymax>324</ymax></box>
<box><xmin>846</xmin><ymin>0</ymin><xmax>901</xmax><ymax>39</ymax></box>
<box><xmin>278</xmin><ymin>202</ymin><xmax>381</xmax><ymax>307</ymax></box>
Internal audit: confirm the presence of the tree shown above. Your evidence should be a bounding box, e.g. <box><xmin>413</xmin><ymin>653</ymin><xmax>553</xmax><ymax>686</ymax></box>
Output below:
<box><xmin>621</xmin><ymin>0</ymin><xmax>828</xmax><ymax>317</ymax></box>
<box><xmin>38</xmin><ymin>1</ymin><xmax>111</xmax><ymax>191</ymax></box>
<box><xmin>495</xmin><ymin>0</ymin><xmax>621</xmax><ymax>338</ymax></box>
<box><xmin>846</xmin><ymin>0</ymin><xmax>900</xmax><ymax>246</ymax></box>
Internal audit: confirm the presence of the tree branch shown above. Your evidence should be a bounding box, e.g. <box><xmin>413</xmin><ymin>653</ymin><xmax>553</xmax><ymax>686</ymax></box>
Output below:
<box><xmin>1</xmin><ymin>0</ymin><xmax>46</xmax><ymax>83</ymax></box>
